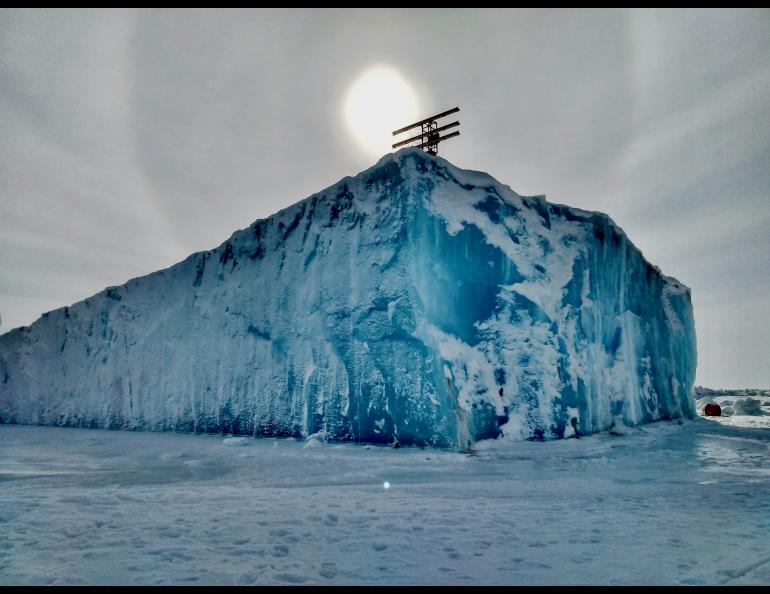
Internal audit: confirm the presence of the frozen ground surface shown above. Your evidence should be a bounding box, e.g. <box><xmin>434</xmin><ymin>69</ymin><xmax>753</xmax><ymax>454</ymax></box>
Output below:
<box><xmin>1</xmin><ymin>420</ymin><xmax>769</xmax><ymax>586</ymax></box>
<box><xmin>694</xmin><ymin>389</ymin><xmax>770</xmax><ymax>430</ymax></box>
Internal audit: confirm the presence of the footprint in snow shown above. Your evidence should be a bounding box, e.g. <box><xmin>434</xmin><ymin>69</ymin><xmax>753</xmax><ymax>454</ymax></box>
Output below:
<box><xmin>319</xmin><ymin>563</ymin><xmax>338</xmax><ymax>579</ymax></box>
<box><xmin>271</xmin><ymin>544</ymin><xmax>290</xmax><ymax>558</ymax></box>
<box><xmin>444</xmin><ymin>547</ymin><xmax>460</xmax><ymax>559</ymax></box>
<box><xmin>274</xmin><ymin>572</ymin><xmax>309</xmax><ymax>584</ymax></box>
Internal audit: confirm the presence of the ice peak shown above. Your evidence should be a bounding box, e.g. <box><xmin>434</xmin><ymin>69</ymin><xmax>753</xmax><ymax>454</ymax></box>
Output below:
<box><xmin>0</xmin><ymin>147</ymin><xmax>697</xmax><ymax>448</ymax></box>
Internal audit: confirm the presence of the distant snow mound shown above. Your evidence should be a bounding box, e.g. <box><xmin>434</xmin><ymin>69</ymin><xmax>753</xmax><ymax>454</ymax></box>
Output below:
<box><xmin>0</xmin><ymin>148</ymin><xmax>697</xmax><ymax>449</ymax></box>
<box><xmin>732</xmin><ymin>398</ymin><xmax>766</xmax><ymax>417</ymax></box>
<box><xmin>694</xmin><ymin>386</ymin><xmax>770</xmax><ymax>400</ymax></box>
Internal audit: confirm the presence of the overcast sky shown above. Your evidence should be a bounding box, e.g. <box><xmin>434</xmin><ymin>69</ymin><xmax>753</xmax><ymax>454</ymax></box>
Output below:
<box><xmin>1</xmin><ymin>8</ymin><xmax>768</xmax><ymax>388</ymax></box>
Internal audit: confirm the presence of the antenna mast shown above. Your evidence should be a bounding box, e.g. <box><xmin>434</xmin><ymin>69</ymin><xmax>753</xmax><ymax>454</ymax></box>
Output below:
<box><xmin>392</xmin><ymin>107</ymin><xmax>460</xmax><ymax>156</ymax></box>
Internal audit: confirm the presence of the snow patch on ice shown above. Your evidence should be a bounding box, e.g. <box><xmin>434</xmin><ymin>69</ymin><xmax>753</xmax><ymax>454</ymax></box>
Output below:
<box><xmin>303</xmin><ymin>431</ymin><xmax>327</xmax><ymax>449</ymax></box>
<box><xmin>222</xmin><ymin>436</ymin><xmax>251</xmax><ymax>447</ymax></box>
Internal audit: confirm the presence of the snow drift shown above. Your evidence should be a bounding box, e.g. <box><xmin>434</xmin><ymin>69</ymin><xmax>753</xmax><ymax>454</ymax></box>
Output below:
<box><xmin>0</xmin><ymin>149</ymin><xmax>697</xmax><ymax>449</ymax></box>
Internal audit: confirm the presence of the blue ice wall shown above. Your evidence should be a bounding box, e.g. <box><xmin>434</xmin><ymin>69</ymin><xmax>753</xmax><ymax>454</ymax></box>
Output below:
<box><xmin>0</xmin><ymin>149</ymin><xmax>697</xmax><ymax>449</ymax></box>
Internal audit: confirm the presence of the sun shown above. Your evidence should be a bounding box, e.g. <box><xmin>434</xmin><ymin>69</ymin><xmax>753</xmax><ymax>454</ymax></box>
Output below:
<box><xmin>343</xmin><ymin>65</ymin><xmax>420</xmax><ymax>157</ymax></box>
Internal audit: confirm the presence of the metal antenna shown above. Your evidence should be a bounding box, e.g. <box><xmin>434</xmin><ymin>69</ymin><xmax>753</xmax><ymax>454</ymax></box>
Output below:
<box><xmin>392</xmin><ymin>107</ymin><xmax>460</xmax><ymax>156</ymax></box>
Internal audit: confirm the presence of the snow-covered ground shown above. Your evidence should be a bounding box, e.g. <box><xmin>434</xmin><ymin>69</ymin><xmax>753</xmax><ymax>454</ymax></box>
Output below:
<box><xmin>1</xmin><ymin>420</ymin><xmax>769</xmax><ymax>585</ymax></box>
<box><xmin>694</xmin><ymin>388</ymin><xmax>770</xmax><ymax>430</ymax></box>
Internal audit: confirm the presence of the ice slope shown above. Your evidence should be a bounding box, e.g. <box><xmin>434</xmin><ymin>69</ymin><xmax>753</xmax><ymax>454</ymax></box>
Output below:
<box><xmin>0</xmin><ymin>148</ymin><xmax>697</xmax><ymax>449</ymax></box>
